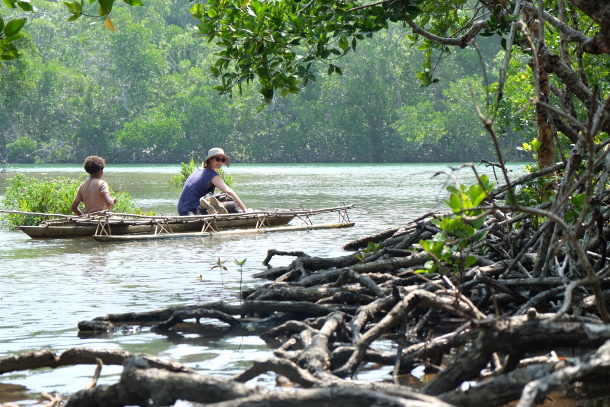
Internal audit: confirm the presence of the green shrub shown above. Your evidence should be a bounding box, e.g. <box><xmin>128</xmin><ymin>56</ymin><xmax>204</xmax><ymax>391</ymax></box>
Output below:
<box><xmin>1</xmin><ymin>174</ymin><xmax>142</xmax><ymax>227</ymax></box>
<box><xmin>414</xmin><ymin>175</ymin><xmax>495</xmax><ymax>276</ymax></box>
<box><xmin>169</xmin><ymin>157</ymin><xmax>234</xmax><ymax>188</ymax></box>
<box><xmin>169</xmin><ymin>157</ymin><xmax>197</xmax><ymax>187</ymax></box>
<box><xmin>6</xmin><ymin>137</ymin><xmax>37</xmax><ymax>163</ymax></box>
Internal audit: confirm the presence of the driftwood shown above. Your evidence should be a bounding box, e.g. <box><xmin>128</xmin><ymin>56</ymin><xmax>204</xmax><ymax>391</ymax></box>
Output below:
<box><xmin>0</xmin><ymin>348</ymin><xmax>195</xmax><ymax>374</ymax></box>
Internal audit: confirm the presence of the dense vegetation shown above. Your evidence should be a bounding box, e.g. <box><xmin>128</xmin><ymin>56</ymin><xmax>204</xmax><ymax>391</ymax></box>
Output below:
<box><xmin>0</xmin><ymin>0</ymin><xmax>530</xmax><ymax>164</ymax></box>
<box><xmin>0</xmin><ymin>173</ymin><xmax>141</xmax><ymax>226</ymax></box>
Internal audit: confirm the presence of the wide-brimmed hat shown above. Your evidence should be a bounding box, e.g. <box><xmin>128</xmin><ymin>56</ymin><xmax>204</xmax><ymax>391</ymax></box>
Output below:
<box><xmin>204</xmin><ymin>147</ymin><xmax>231</xmax><ymax>167</ymax></box>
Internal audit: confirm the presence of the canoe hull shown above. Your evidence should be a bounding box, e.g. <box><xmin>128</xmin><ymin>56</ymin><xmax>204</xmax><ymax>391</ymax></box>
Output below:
<box><xmin>18</xmin><ymin>214</ymin><xmax>295</xmax><ymax>239</ymax></box>
<box><xmin>19</xmin><ymin>224</ymin><xmax>149</xmax><ymax>238</ymax></box>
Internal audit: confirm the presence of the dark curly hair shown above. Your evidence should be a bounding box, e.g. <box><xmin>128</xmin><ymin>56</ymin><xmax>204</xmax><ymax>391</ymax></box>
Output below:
<box><xmin>83</xmin><ymin>156</ymin><xmax>106</xmax><ymax>174</ymax></box>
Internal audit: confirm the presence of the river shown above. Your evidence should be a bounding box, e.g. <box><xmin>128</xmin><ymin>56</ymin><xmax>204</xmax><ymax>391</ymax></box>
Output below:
<box><xmin>0</xmin><ymin>162</ymin><xmax>527</xmax><ymax>405</ymax></box>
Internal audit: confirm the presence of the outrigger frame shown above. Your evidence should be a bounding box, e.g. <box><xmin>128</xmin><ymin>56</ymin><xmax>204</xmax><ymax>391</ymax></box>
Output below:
<box><xmin>6</xmin><ymin>205</ymin><xmax>355</xmax><ymax>240</ymax></box>
<box><xmin>91</xmin><ymin>204</ymin><xmax>355</xmax><ymax>241</ymax></box>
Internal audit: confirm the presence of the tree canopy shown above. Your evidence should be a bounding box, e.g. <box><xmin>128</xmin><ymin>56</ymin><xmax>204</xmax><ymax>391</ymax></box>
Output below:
<box><xmin>1</xmin><ymin>0</ymin><xmax>532</xmax><ymax>164</ymax></box>
<box><xmin>191</xmin><ymin>0</ymin><xmax>610</xmax><ymax>97</ymax></box>
<box><xmin>192</xmin><ymin>0</ymin><xmax>610</xmax><ymax>168</ymax></box>
<box><xmin>3</xmin><ymin>0</ymin><xmax>609</xmax><ymax>165</ymax></box>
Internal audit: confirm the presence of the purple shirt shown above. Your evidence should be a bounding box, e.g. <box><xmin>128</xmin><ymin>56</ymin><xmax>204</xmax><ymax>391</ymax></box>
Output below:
<box><xmin>177</xmin><ymin>168</ymin><xmax>219</xmax><ymax>215</ymax></box>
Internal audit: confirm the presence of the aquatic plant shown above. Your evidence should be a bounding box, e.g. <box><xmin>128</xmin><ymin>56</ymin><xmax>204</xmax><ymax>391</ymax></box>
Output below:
<box><xmin>234</xmin><ymin>258</ymin><xmax>247</xmax><ymax>303</ymax></box>
<box><xmin>212</xmin><ymin>257</ymin><xmax>228</xmax><ymax>286</ymax></box>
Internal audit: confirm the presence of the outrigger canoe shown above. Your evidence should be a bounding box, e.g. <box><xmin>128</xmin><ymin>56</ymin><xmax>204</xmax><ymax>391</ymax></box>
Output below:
<box><xmin>7</xmin><ymin>205</ymin><xmax>354</xmax><ymax>241</ymax></box>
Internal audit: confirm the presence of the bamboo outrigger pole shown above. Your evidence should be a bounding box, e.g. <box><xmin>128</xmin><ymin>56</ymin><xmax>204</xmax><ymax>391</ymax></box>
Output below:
<box><xmin>92</xmin><ymin>222</ymin><xmax>355</xmax><ymax>242</ymax></box>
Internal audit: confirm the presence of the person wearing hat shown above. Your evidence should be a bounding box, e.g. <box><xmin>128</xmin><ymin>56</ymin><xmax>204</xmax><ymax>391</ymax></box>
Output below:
<box><xmin>177</xmin><ymin>148</ymin><xmax>248</xmax><ymax>216</ymax></box>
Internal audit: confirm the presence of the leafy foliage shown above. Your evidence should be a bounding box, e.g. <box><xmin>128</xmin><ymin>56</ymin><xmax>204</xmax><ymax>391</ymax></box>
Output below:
<box><xmin>415</xmin><ymin>175</ymin><xmax>495</xmax><ymax>276</ymax></box>
<box><xmin>169</xmin><ymin>157</ymin><xmax>198</xmax><ymax>187</ymax></box>
<box><xmin>6</xmin><ymin>136</ymin><xmax>36</xmax><ymax>162</ymax></box>
<box><xmin>168</xmin><ymin>157</ymin><xmax>234</xmax><ymax>188</ymax></box>
<box><xmin>192</xmin><ymin>0</ymin><xmax>422</xmax><ymax>103</ymax></box>
<box><xmin>353</xmin><ymin>241</ymin><xmax>383</xmax><ymax>263</ymax></box>
<box><xmin>1</xmin><ymin>0</ymin><xmax>531</xmax><ymax>164</ymax></box>
<box><xmin>0</xmin><ymin>14</ymin><xmax>27</xmax><ymax>61</ymax></box>
<box><xmin>0</xmin><ymin>173</ymin><xmax>141</xmax><ymax>227</ymax></box>
<box><xmin>508</xmin><ymin>140</ymin><xmax>556</xmax><ymax>226</ymax></box>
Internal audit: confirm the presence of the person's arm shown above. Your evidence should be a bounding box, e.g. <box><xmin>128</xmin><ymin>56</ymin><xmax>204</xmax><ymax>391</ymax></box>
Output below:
<box><xmin>211</xmin><ymin>176</ymin><xmax>247</xmax><ymax>212</ymax></box>
<box><xmin>102</xmin><ymin>191</ymin><xmax>117</xmax><ymax>211</ymax></box>
<box><xmin>71</xmin><ymin>198</ymin><xmax>84</xmax><ymax>216</ymax></box>
<box><xmin>98</xmin><ymin>181</ymin><xmax>117</xmax><ymax>211</ymax></box>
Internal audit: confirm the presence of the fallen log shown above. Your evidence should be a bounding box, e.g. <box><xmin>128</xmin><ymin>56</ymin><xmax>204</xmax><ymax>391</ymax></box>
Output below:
<box><xmin>78</xmin><ymin>301</ymin><xmax>355</xmax><ymax>332</ymax></box>
<box><xmin>65</xmin><ymin>356</ymin><xmax>259</xmax><ymax>407</ymax></box>
<box><xmin>0</xmin><ymin>348</ymin><xmax>194</xmax><ymax>375</ymax></box>
<box><xmin>423</xmin><ymin>318</ymin><xmax>610</xmax><ymax>396</ymax></box>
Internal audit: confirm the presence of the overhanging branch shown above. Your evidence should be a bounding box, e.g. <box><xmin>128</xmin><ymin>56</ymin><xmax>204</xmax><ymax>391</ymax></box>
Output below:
<box><xmin>406</xmin><ymin>20</ymin><xmax>489</xmax><ymax>48</ymax></box>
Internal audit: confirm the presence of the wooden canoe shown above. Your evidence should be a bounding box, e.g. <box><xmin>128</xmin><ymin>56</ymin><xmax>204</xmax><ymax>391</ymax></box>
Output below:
<box><xmin>13</xmin><ymin>205</ymin><xmax>354</xmax><ymax>239</ymax></box>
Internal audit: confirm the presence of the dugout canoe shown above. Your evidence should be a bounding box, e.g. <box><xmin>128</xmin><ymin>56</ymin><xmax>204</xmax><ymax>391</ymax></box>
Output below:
<box><xmin>13</xmin><ymin>205</ymin><xmax>353</xmax><ymax>239</ymax></box>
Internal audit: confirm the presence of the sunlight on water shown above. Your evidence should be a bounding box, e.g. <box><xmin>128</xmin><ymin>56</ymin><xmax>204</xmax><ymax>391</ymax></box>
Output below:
<box><xmin>0</xmin><ymin>162</ymin><xmax>528</xmax><ymax>402</ymax></box>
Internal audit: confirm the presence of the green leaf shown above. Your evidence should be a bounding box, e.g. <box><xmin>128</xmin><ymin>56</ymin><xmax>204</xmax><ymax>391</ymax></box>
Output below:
<box><xmin>570</xmin><ymin>193</ymin><xmax>585</xmax><ymax>207</ymax></box>
<box><xmin>190</xmin><ymin>3</ymin><xmax>203</xmax><ymax>18</ymax></box>
<box><xmin>17</xmin><ymin>1</ymin><xmax>34</xmax><ymax>12</ymax></box>
<box><xmin>62</xmin><ymin>1</ymin><xmax>81</xmax><ymax>14</ymax></box>
<box><xmin>4</xmin><ymin>18</ymin><xmax>26</xmax><ymax>37</ymax></box>
<box><xmin>419</xmin><ymin>239</ymin><xmax>432</xmax><ymax>252</ymax></box>
<box><xmin>465</xmin><ymin>255</ymin><xmax>477</xmax><ymax>268</ymax></box>
<box><xmin>473</xmin><ymin>229</ymin><xmax>489</xmax><ymax>244</ymax></box>
<box><xmin>471</xmin><ymin>216</ymin><xmax>487</xmax><ymax>230</ymax></box>
<box><xmin>0</xmin><ymin>43</ymin><xmax>20</xmax><ymax>60</ymax></box>
<box><xmin>531</xmin><ymin>138</ymin><xmax>542</xmax><ymax>151</ymax></box>
<box><xmin>97</xmin><ymin>0</ymin><xmax>114</xmax><ymax>16</ymax></box>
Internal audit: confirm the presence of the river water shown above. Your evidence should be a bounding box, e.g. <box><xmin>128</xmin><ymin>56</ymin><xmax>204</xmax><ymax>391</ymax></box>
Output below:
<box><xmin>0</xmin><ymin>162</ymin><xmax>526</xmax><ymax>405</ymax></box>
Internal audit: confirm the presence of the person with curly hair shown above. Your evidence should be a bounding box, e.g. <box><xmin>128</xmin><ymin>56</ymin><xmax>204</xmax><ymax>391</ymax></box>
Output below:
<box><xmin>71</xmin><ymin>156</ymin><xmax>117</xmax><ymax>215</ymax></box>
